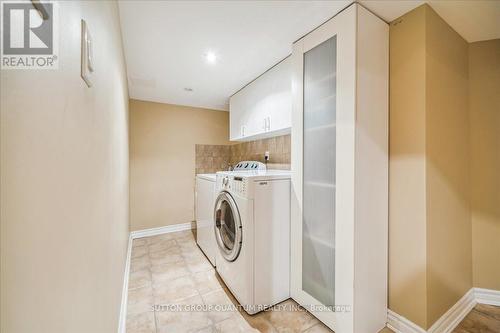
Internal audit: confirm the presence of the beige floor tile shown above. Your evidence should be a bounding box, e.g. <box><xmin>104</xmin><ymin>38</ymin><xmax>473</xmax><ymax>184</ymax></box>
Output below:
<box><xmin>475</xmin><ymin>304</ymin><xmax>500</xmax><ymax>321</ymax></box>
<box><xmin>156</xmin><ymin>294</ymin><xmax>213</xmax><ymax>333</ymax></box>
<box><xmin>179</xmin><ymin>242</ymin><xmax>201</xmax><ymax>255</ymax></box>
<box><xmin>182</xmin><ymin>247</ymin><xmax>207</xmax><ymax>260</ymax></box>
<box><xmin>132</xmin><ymin>238</ymin><xmax>148</xmax><ymax>248</ymax></box>
<box><xmin>192</xmin><ymin>269</ymin><xmax>224</xmax><ymax>295</ymax></box>
<box><xmin>173</xmin><ymin>230</ymin><xmax>196</xmax><ymax>240</ymax></box>
<box><xmin>147</xmin><ymin>233</ymin><xmax>177</xmax><ymax>245</ymax></box>
<box><xmin>195</xmin><ymin>326</ymin><xmax>216</xmax><ymax>333</ymax></box>
<box><xmin>303</xmin><ymin>322</ymin><xmax>333</xmax><ymax>333</ymax></box>
<box><xmin>127</xmin><ymin>285</ymin><xmax>154</xmax><ymax>315</ymax></box>
<box><xmin>148</xmin><ymin>239</ymin><xmax>178</xmax><ymax>254</ymax></box>
<box><xmin>131</xmin><ymin>245</ymin><xmax>148</xmax><ymax>259</ymax></box>
<box><xmin>261</xmin><ymin>299</ymin><xmax>318</xmax><ymax>333</ymax></box>
<box><xmin>241</xmin><ymin>311</ymin><xmax>277</xmax><ymax>333</ymax></box>
<box><xmin>201</xmin><ymin>289</ymin><xmax>240</xmax><ymax>324</ymax></box>
<box><xmin>129</xmin><ymin>268</ymin><xmax>152</xmax><ymax>290</ymax></box>
<box><xmin>378</xmin><ymin>327</ymin><xmax>395</xmax><ymax>333</ymax></box>
<box><xmin>185</xmin><ymin>254</ymin><xmax>214</xmax><ymax>274</ymax></box>
<box><xmin>153</xmin><ymin>274</ymin><xmax>199</xmax><ymax>304</ymax></box>
<box><xmin>177</xmin><ymin>235</ymin><xmax>197</xmax><ymax>245</ymax></box>
<box><xmin>130</xmin><ymin>253</ymin><xmax>151</xmax><ymax>273</ymax></box>
<box><xmin>126</xmin><ymin>311</ymin><xmax>155</xmax><ymax>333</ymax></box>
<box><xmin>149</xmin><ymin>248</ymin><xmax>183</xmax><ymax>267</ymax></box>
<box><xmin>215</xmin><ymin>314</ymin><xmax>259</xmax><ymax>333</ymax></box>
<box><xmin>151</xmin><ymin>260</ymin><xmax>190</xmax><ymax>285</ymax></box>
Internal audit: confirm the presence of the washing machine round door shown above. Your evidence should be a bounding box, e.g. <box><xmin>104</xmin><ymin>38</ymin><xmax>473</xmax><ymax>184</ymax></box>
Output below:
<box><xmin>214</xmin><ymin>191</ymin><xmax>242</xmax><ymax>261</ymax></box>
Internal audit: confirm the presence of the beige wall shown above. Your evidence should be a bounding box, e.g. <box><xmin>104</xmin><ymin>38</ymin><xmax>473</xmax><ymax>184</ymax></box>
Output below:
<box><xmin>469</xmin><ymin>39</ymin><xmax>500</xmax><ymax>291</ymax></box>
<box><xmin>425</xmin><ymin>6</ymin><xmax>472</xmax><ymax>326</ymax></box>
<box><xmin>0</xmin><ymin>1</ymin><xmax>129</xmax><ymax>333</ymax></box>
<box><xmin>129</xmin><ymin>99</ymin><xmax>231</xmax><ymax>231</ymax></box>
<box><xmin>389</xmin><ymin>5</ymin><xmax>428</xmax><ymax>328</ymax></box>
<box><xmin>389</xmin><ymin>4</ymin><xmax>472</xmax><ymax>329</ymax></box>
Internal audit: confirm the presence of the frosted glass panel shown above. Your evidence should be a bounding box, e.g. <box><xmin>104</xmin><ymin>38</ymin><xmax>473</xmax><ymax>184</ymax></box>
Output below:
<box><xmin>302</xmin><ymin>36</ymin><xmax>336</xmax><ymax>306</ymax></box>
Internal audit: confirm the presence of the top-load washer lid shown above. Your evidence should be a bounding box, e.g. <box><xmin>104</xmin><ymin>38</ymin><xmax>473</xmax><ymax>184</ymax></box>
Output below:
<box><xmin>214</xmin><ymin>191</ymin><xmax>242</xmax><ymax>262</ymax></box>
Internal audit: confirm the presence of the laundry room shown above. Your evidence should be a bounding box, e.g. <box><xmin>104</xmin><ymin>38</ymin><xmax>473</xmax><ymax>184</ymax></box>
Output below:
<box><xmin>1</xmin><ymin>1</ymin><xmax>499</xmax><ymax>333</ymax></box>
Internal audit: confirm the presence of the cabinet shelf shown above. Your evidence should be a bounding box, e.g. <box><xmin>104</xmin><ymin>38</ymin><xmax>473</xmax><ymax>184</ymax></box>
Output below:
<box><xmin>303</xmin><ymin>232</ymin><xmax>335</xmax><ymax>249</ymax></box>
<box><xmin>304</xmin><ymin>181</ymin><xmax>335</xmax><ymax>189</ymax></box>
<box><xmin>304</xmin><ymin>123</ymin><xmax>335</xmax><ymax>133</ymax></box>
<box><xmin>309</xmin><ymin>72</ymin><xmax>337</xmax><ymax>87</ymax></box>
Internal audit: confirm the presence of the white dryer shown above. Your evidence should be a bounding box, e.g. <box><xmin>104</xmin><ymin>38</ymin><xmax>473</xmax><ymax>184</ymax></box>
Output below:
<box><xmin>214</xmin><ymin>161</ymin><xmax>291</xmax><ymax>314</ymax></box>
<box><xmin>196</xmin><ymin>174</ymin><xmax>216</xmax><ymax>266</ymax></box>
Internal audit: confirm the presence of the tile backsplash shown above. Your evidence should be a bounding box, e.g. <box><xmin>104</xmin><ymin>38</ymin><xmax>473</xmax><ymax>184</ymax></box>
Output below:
<box><xmin>195</xmin><ymin>134</ymin><xmax>290</xmax><ymax>174</ymax></box>
<box><xmin>195</xmin><ymin>145</ymin><xmax>232</xmax><ymax>174</ymax></box>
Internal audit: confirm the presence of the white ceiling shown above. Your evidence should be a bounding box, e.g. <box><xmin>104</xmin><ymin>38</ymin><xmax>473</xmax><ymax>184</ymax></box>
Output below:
<box><xmin>360</xmin><ymin>0</ymin><xmax>500</xmax><ymax>42</ymax></box>
<box><xmin>118</xmin><ymin>0</ymin><xmax>500</xmax><ymax>111</ymax></box>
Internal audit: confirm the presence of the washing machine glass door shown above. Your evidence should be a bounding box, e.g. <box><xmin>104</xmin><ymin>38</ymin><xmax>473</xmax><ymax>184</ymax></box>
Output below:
<box><xmin>214</xmin><ymin>191</ymin><xmax>242</xmax><ymax>261</ymax></box>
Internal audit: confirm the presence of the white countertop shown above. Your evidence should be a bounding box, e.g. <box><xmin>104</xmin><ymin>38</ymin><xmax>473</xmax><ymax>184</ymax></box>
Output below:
<box><xmin>196</xmin><ymin>173</ymin><xmax>216</xmax><ymax>181</ymax></box>
<box><xmin>216</xmin><ymin>169</ymin><xmax>291</xmax><ymax>179</ymax></box>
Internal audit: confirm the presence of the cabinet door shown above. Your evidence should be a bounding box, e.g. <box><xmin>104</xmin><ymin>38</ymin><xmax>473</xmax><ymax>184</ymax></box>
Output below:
<box><xmin>229</xmin><ymin>56</ymin><xmax>292</xmax><ymax>141</ymax></box>
<box><xmin>290</xmin><ymin>4</ymin><xmax>356</xmax><ymax>332</ymax></box>
<box><xmin>229</xmin><ymin>93</ymin><xmax>245</xmax><ymax>140</ymax></box>
<box><xmin>266</xmin><ymin>57</ymin><xmax>292</xmax><ymax>133</ymax></box>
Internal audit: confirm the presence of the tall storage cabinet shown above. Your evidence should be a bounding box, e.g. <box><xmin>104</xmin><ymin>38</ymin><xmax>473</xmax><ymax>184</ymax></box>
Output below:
<box><xmin>290</xmin><ymin>4</ymin><xmax>388</xmax><ymax>333</ymax></box>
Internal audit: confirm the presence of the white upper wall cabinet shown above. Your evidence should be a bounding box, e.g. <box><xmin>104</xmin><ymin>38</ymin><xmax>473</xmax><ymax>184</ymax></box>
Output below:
<box><xmin>229</xmin><ymin>57</ymin><xmax>291</xmax><ymax>141</ymax></box>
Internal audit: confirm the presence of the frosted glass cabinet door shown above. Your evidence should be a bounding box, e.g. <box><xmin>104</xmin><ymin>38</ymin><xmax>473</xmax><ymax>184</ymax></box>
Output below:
<box><xmin>302</xmin><ymin>36</ymin><xmax>336</xmax><ymax>307</ymax></box>
<box><xmin>290</xmin><ymin>4</ymin><xmax>357</xmax><ymax>332</ymax></box>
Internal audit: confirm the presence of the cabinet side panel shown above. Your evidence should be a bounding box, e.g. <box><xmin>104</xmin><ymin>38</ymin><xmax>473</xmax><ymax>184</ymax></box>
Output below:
<box><xmin>253</xmin><ymin>180</ymin><xmax>291</xmax><ymax>306</ymax></box>
<box><xmin>354</xmin><ymin>5</ymin><xmax>389</xmax><ymax>333</ymax></box>
<box><xmin>195</xmin><ymin>178</ymin><xmax>216</xmax><ymax>266</ymax></box>
<box><xmin>229</xmin><ymin>92</ymin><xmax>245</xmax><ymax>141</ymax></box>
<box><xmin>290</xmin><ymin>40</ymin><xmax>304</xmax><ymax>300</ymax></box>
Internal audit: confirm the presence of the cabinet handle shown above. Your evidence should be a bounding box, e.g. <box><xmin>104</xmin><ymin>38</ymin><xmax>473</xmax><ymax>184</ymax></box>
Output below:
<box><xmin>241</xmin><ymin>125</ymin><xmax>246</xmax><ymax>137</ymax></box>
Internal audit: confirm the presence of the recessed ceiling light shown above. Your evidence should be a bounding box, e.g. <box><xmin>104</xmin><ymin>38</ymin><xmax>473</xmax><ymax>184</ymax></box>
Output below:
<box><xmin>205</xmin><ymin>51</ymin><xmax>217</xmax><ymax>64</ymax></box>
<box><xmin>184</xmin><ymin>87</ymin><xmax>193</xmax><ymax>92</ymax></box>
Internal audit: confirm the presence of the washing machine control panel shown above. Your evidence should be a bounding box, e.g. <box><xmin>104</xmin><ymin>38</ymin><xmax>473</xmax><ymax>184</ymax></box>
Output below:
<box><xmin>233</xmin><ymin>161</ymin><xmax>266</xmax><ymax>171</ymax></box>
<box><xmin>217</xmin><ymin>175</ymin><xmax>248</xmax><ymax>197</ymax></box>
<box><xmin>231</xmin><ymin>176</ymin><xmax>247</xmax><ymax>196</ymax></box>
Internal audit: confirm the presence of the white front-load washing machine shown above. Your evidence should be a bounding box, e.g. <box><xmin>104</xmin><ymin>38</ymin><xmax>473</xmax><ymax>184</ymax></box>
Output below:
<box><xmin>213</xmin><ymin>161</ymin><xmax>291</xmax><ymax>314</ymax></box>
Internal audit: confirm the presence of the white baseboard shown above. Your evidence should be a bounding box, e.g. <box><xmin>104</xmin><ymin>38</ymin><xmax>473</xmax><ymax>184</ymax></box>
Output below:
<box><xmin>474</xmin><ymin>287</ymin><xmax>500</xmax><ymax>306</ymax></box>
<box><xmin>130</xmin><ymin>222</ymin><xmax>195</xmax><ymax>239</ymax></box>
<box><xmin>387</xmin><ymin>310</ymin><xmax>426</xmax><ymax>333</ymax></box>
<box><xmin>387</xmin><ymin>287</ymin><xmax>499</xmax><ymax>333</ymax></box>
<box><xmin>427</xmin><ymin>288</ymin><xmax>476</xmax><ymax>333</ymax></box>
<box><xmin>118</xmin><ymin>233</ymin><xmax>133</xmax><ymax>333</ymax></box>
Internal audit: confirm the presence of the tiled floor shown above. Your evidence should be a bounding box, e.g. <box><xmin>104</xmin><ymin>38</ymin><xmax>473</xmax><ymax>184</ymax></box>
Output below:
<box><xmin>125</xmin><ymin>229</ymin><xmax>500</xmax><ymax>333</ymax></box>
<box><xmin>126</xmin><ymin>229</ymin><xmax>393</xmax><ymax>333</ymax></box>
